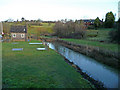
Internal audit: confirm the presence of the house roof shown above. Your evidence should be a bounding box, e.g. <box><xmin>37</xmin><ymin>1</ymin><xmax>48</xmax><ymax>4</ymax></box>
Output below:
<box><xmin>10</xmin><ymin>25</ymin><xmax>27</xmax><ymax>33</ymax></box>
<box><xmin>83</xmin><ymin>19</ymin><xmax>95</xmax><ymax>22</ymax></box>
<box><xmin>78</xmin><ymin>19</ymin><xmax>102</xmax><ymax>23</ymax></box>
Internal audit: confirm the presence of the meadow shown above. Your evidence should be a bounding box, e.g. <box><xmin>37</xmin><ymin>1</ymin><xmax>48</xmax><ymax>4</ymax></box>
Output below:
<box><xmin>86</xmin><ymin>28</ymin><xmax>114</xmax><ymax>41</ymax></box>
<box><xmin>3</xmin><ymin>22</ymin><xmax>118</xmax><ymax>52</ymax></box>
<box><xmin>2</xmin><ymin>40</ymin><xmax>94</xmax><ymax>88</ymax></box>
<box><xmin>3</xmin><ymin>22</ymin><xmax>55</xmax><ymax>36</ymax></box>
<box><xmin>2</xmin><ymin>22</ymin><xmax>118</xmax><ymax>88</ymax></box>
<box><xmin>27</xmin><ymin>24</ymin><xmax>54</xmax><ymax>36</ymax></box>
<box><xmin>61</xmin><ymin>28</ymin><xmax>119</xmax><ymax>52</ymax></box>
<box><xmin>61</xmin><ymin>38</ymin><xmax>119</xmax><ymax>52</ymax></box>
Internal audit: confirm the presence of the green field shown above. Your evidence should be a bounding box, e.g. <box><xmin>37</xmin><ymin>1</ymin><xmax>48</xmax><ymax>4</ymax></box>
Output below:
<box><xmin>3</xmin><ymin>22</ymin><xmax>113</xmax><ymax>41</ymax></box>
<box><xmin>27</xmin><ymin>25</ymin><xmax>54</xmax><ymax>35</ymax></box>
<box><xmin>61</xmin><ymin>28</ymin><xmax>119</xmax><ymax>52</ymax></box>
<box><xmin>61</xmin><ymin>38</ymin><xmax>119</xmax><ymax>52</ymax></box>
<box><xmin>3</xmin><ymin>22</ymin><xmax>118</xmax><ymax>52</ymax></box>
<box><xmin>86</xmin><ymin>28</ymin><xmax>114</xmax><ymax>41</ymax></box>
<box><xmin>28</xmin><ymin>23</ymin><xmax>55</xmax><ymax>35</ymax></box>
<box><xmin>3</xmin><ymin>22</ymin><xmax>55</xmax><ymax>37</ymax></box>
<box><xmin>2</xmin><ymin>40</ymin><xmax>94</xmax><ymax>88</ymax></box>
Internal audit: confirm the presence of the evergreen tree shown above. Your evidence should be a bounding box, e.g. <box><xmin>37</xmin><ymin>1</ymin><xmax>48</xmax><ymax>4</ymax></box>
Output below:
<box><xmin>105</xmin><ymin>12</ymin><xmax>115</xmax><ymax>28</ymax></box>
<box><xmin>94</xmin><ymin>17</ymin><xmax>101</xmax><ymax>29</ymax></box>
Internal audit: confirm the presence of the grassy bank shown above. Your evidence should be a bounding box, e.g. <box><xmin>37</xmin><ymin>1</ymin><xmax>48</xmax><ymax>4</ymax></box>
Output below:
<box><xmin>2</xmin><ymin>40</ymin><xmax>94</xmax><ymax>88</ymax></box>
<box><xmin>61</xmin><ymin>38</ymin><xmax>119</xmax><ymax>52</ymax></box>
<box><xmin>86</xmin><ymin>28</ymin><xmax>114</xmax><ymax>41</ymax></box>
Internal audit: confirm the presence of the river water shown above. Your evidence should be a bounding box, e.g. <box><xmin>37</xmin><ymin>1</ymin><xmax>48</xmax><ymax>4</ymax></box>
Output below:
<box><xmin>47</xmin><ymin>42</ymin><xmax>119</xmax><ymax>88</ymax></box>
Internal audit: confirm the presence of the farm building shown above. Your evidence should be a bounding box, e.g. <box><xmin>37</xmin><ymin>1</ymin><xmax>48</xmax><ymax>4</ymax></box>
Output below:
<box><xmin>77</xmin><ymin>19</ymin><xmax>103</xmax><ymax>28</ymax></box>
<box><xmin>10</xmin><ymin>25</ymin><xmax>27</xmax><ymax>41</ymax></box>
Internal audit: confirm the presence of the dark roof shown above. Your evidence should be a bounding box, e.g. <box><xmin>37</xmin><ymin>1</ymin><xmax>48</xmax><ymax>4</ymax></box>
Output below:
<box><xmin>78</xmin><ymin>19</ymin><xmax>102</xmax><ymax>23</ymax></box>
<box><xmin>83</xmin><ymin>19</ymin><xmax>95</xmax><ymax>22</ymax></box>
<box><xmin>10</xmin><ymin>25</ymin><xmax>27</xmax><ymax>33</ymax></box>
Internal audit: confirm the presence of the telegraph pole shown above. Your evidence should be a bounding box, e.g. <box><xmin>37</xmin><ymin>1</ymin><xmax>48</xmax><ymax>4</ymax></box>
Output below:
<box><xmin>0</xmin><ymin>22</ymin><xmax>3</xmax><ymax>34</ymax></box>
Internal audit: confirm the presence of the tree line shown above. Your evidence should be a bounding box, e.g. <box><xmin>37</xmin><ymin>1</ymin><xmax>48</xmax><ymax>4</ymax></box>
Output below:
<box><xmin>94</xmin><ymin>11</ymin><xmax>115</xmax><ymax>29</ymax></box>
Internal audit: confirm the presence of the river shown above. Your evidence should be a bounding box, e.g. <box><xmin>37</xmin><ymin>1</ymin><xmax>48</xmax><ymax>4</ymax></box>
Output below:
<box><xmin>47</xmin><ymin>42</ymin><xmax>119</xmax><ymax>88</ymax></box>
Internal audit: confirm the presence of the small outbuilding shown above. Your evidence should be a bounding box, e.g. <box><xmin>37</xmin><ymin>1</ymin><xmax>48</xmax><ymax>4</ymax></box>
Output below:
<box><xmin>10</xmin><ymin>25</ymin><xmax>27</xmax><ymax>41</ymax></box>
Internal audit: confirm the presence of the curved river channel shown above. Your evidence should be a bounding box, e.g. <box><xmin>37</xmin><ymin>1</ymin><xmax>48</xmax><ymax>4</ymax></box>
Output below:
<box><xmin>47</xmin><ymin>42</ymin><xmax>119</xmax><ymax>88</ymax></box>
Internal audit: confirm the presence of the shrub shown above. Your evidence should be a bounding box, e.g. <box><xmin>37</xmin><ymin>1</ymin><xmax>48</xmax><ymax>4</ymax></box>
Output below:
<box><xmin>109</xmin><ymin>29</ymin><xmax>120</xmax><ymax>43</ymax></box>
<box><xmin>53</xmin><ymin>20</ymin><xmax>86</xmax><ymax>39</ymax></box>
<box><xmin>87</xmin><ymin>34</ymin><xmax>98</xmax><ymax>37</ymax></box>
<box><xmin>109</xmin><ymin>19</ymin><xmax>120</xmax><ymax>44</ymax></box>
<box><xmin>87</xmin><ymin>25</ymin><xmax>95</xmax><ymax>29</ymax></box>
<box><xmin>104</xmin><ymin>12</ymin><xmax>115</xmax><ymax>28</ymax></box>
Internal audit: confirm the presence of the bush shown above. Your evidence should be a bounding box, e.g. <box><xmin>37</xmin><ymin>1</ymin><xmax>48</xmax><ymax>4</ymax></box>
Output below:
<box><xmin>64</xmin><ymin>32</ymin><xmax>86</xmax><ymax>39</ymax></box>
<box><xmin>104</xmin><ymin>12</ymin><xmax>115</xmax><ymax>28</ymax></box>
<box><xmin>87</xmin><ymin>25</ymin><xmax>95</xmax><ymax>29</ymax></box>
<box><xmin>109</xmin><ymin>20</ymin><xmax>120</xmax><ymax>44</ymax></box>
<box><xmin>53</xmin><ymin>20</ymin><xmax>86</xmax><ymax>39</ymax></box>
<box><xmin>87</xmin><ymin>34</ymin><xmax>98</xmax><ymax>37</ymax></box>
<box><xmin>109</xmin><ymin>29</ymin><xmax>120</xmax><ymax>43</ymax></box>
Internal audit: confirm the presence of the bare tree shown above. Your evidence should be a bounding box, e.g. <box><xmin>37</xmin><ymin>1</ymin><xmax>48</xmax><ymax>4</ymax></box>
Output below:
<box><xmin>53</xmin><ymin>20</ymin><xmax>86</xmax><ymax>38</ymax></box>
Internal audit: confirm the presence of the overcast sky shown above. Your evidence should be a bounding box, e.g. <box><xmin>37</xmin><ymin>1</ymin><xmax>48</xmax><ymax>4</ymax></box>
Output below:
<box><xmin>0</xmin><ymin>0</ymin><xmax>119</xmax><ymax>21</ymax></box>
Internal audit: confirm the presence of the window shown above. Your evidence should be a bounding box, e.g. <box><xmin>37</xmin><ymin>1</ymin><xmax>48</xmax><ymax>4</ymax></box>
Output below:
<box><xmin>21</xmin><ymin>34</ymin><xmax>24</xmax><ymax>38</ymax></box>
<box><xmin>13</xmin><ymin>34</ymin><xmax>16</xmax><ymax>37</ymax></box>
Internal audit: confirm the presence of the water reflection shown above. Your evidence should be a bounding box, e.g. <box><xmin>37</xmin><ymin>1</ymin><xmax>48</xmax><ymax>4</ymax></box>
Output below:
<box><xmin>48</xmin><ymin>42</ymin><xmax>119</xmax><ymax>88</ymax></box>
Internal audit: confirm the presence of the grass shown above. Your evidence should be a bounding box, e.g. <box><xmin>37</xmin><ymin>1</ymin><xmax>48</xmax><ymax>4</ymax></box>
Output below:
<box><xmin>61</xmin><ymin>38</ymin><xmax>119</xmax><ymax>52</ymax></box>
<box><xmin>86</xmin><ymin>28</ymin><xmax>114</xmax><ymax>41</ymax></box>
<box><xmin>4</xmin><ymin>22</ymin><xmax>118</xmax><ymax>52</ymax></box>
<box><xmin>28</xmin><ymin>25</ymin><xmax>54</xmax><ymax>34</ymax></box>
<box><xmin>3</xmin><ymin>22</ymin><xmax>55</xmax><ymax>36</ymax></box>
<box><xmin>41</xmin><ymin>23</ymin><xmax>55</xmax><ymax>27</ymax></box>
<box><xmin>2</xmin><ymin>40</ymin><xmax>94</xmax><ymax>88</ymax></box>
<box><xmin>26</xmin><ymin>23</ymin><xmax>54</xmax><ymax>36</ymax></box>
<box><xmin>61</xmin><ymin>28</ymin><xmax>118</xmax><ymax>52</ymax></box>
